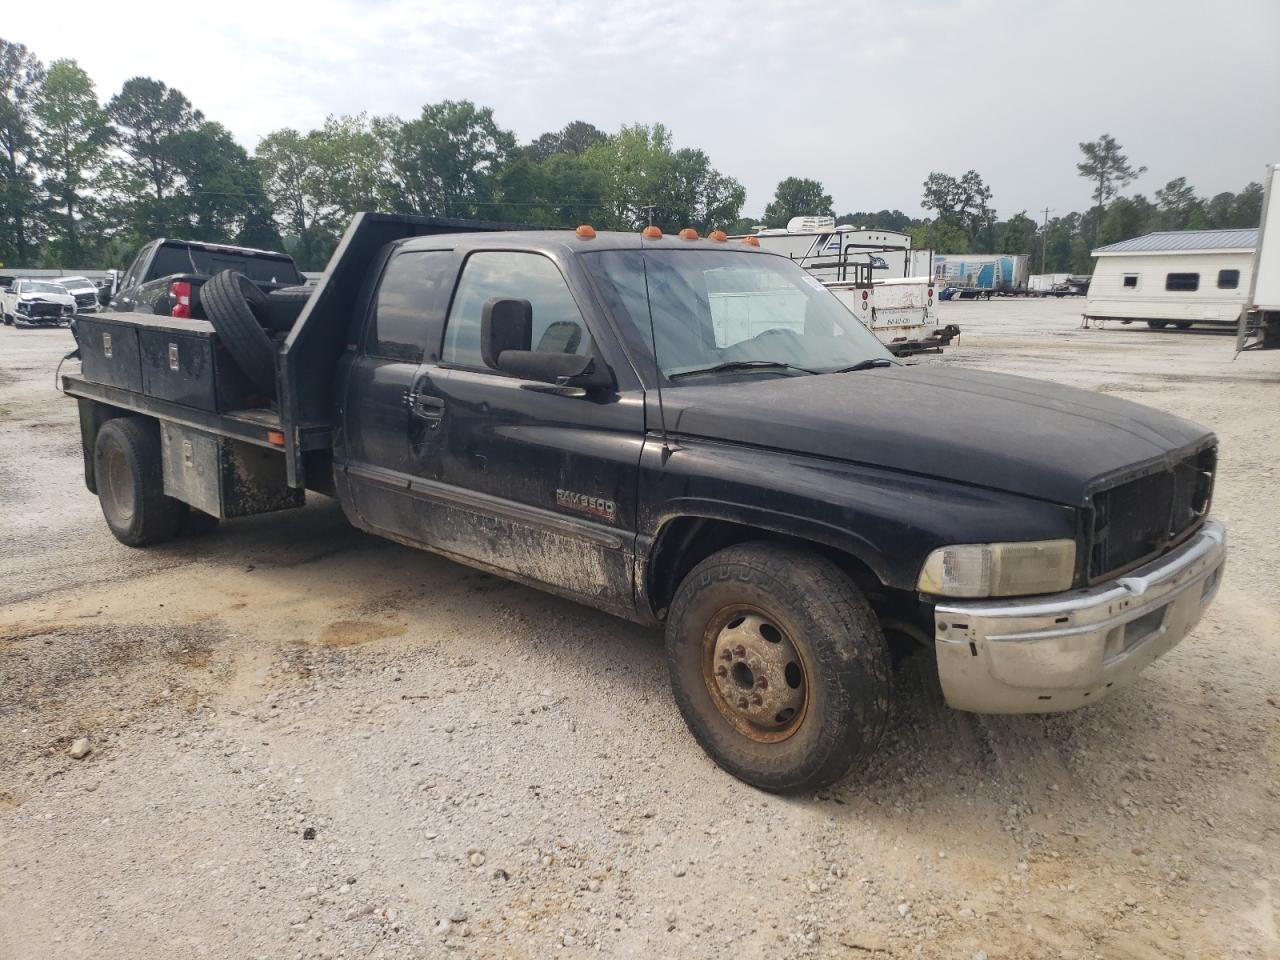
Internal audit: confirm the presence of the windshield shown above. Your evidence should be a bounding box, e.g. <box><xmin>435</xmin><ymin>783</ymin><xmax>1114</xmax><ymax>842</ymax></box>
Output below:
<box><xmin>58</xmin><ymin>277</ymin><xmax>93</xmax><ymax>290</ymax></box>
<box><xmin>582</xmin><ymin>249</ymin><xmax>892</xmax><ymax>381</ymax></box>
<box><xmin>24</xmin><ymin>281</ymin><xmax>68</xmax><ymax>295</ymax></box>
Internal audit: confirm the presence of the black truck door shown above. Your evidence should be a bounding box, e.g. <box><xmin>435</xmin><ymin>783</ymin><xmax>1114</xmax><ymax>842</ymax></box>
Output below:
<box><xmin>340</xmin><ymin>247</ymin><xmax>457</xmax><ymax>541</ymax></box>
<box><xmin>409</xmin><ymin>250</ymin><xmax>645</xmax><ymax>615</ymax></box>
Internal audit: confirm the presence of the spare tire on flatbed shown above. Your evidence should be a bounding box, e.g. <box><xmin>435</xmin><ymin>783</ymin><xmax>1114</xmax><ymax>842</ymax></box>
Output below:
<box><xmin>265</xmin><ymin>284</ymin><xmax>313</xmax><ymax>333</ymax></box>
<box><xmin>202</xmin><ymin>270</ymin><xmax>278</xmax><ymax>396</ymax></box>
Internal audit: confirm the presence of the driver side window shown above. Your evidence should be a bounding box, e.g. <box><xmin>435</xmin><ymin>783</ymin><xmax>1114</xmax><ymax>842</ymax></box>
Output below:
<box><xmin>441</xmin><ymin>251</ymin><xmax>591</xmax><ymax>369</ymax></box>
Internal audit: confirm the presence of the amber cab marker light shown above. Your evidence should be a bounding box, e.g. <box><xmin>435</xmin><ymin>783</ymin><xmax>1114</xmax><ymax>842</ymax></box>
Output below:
<box><xmin>678</xmin><ymin>228</ymin><xmax>699</xmax><ymax>240</ymax></box>
<box><xmin>575</xmin><ymin>224</ymin><xmax>596</xmax><ymax>239</ymax></box>
<box><xmin>267</xmin><ymin>430</ymin><xmax>286</xmax><ymax>447</ymax></box>
<box><xmin>742</xmin><ymin>235</ymin><xmax>760</xmax><ymax>246</ymax></box>
<box><xmin>708</xmin><ymin>230</ymin><xmax>727</xmax><ymax>242</ymax></box>
<box><xmin>642</xmin><ymin>225</ymin><xmax>663</xmax><ymax>239</ymax></box>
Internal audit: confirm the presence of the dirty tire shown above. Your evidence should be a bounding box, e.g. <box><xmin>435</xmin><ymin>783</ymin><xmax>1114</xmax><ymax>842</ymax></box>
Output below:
<box><xmin>665</xmin><ymin>541</ymin><xmax>891</xmax><ymax>793</ymax></box>
<box><xmin>202</xmin><ymin>270</ymin><xmax>278</xmax><ymax>395</ymax></box>
<box><xmin>264</xmin><ymin>285</ymin><xmax>313</xmax><ymax>333</ymax></box>
<box><xmin>1174</xmin><ymin>321</ymin><xmax>1194</xmax><ymax>330</ymax></box>
<box><xmin>94</xmin><ymin>417</ymin><xmax>183</xmax><ymax>547</ymax></box>
<box><xmin>1147</xmin><ymin>320</ymin><xmax>1169</xmax><ymax>329</ymax></box>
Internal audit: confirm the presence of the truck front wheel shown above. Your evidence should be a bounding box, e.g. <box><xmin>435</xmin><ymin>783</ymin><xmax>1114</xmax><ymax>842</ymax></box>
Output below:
<box><xmin>94</xmin><ymin>417</ymin><xmax>184</xmax><ymax>547</ymax></box>
<box><xmin>665</xmin><ymin>541</ymin><xmax>891</xmax><ymax>793</ymax></box>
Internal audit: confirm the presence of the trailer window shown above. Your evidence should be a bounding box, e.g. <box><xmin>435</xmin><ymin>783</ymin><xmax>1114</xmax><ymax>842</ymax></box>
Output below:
<box><xmin>369</xmin><ymin>250</ymin><xmax>455</xmax><ymax>363</ymax></box>
<box><xmin>1123</xmin><ymin>274</ymin><xmax>1138</xmax><ymax>288</ymax></box>
<box><xmin>1217</xmin><ymin>269</ymin><xmax>1239</xmax><ymax>290</ymax></box>
<box><xmin>1165</xmin><ymin>273</ymin><xmax>1199</xmax><ymax>292</ymax></box>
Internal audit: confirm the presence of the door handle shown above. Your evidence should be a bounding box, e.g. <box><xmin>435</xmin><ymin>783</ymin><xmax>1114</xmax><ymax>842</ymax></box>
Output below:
<box><xmin>411</xmin><ymin>393</ymin><xmax>446</xmax><ymax>421</ymax></box>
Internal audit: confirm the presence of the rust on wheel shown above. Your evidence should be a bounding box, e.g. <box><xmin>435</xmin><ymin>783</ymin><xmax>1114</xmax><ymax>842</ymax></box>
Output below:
<box><xmin>701</xmin><ymin>606</ymin><xmax>808</xmax><ymax>743</ymax></box>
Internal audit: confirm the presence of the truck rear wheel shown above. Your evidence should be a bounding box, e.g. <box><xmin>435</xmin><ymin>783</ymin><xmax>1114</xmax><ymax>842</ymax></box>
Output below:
<box><xmin>665</xmin><ymin>541</ymin><xmax>891</xmax><ymax>793</ymax></box>
<box><xmin>1147</xmin><ymin>320</ymin><xmax>1169</xmax><ymax>329</ymax></box>
<box><xmin>94</xmin><ymin>417</ymin><xmax>183</xmax><ymax>547</ymax></box>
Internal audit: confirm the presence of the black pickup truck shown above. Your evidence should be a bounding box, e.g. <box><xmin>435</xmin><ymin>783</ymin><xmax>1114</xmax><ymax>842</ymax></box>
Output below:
<box><xmin>62</xmin><ymin>214</ymin><xmax>1227</xmax><ymax>792</ymax></box>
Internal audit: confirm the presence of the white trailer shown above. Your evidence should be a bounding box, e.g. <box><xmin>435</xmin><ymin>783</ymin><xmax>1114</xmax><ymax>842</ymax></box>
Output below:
<box><xmin>1029</xmin><ymin>273</ymin><xmax>1070</xmax><ymax>294</ymax></box>
<box><xmin>1084</xmin><ymin>228</ymin><xmax>1257</xmax><ymax>330</ymax></box>
<box><xmin>1237</xmin><ymin>162</ymin><xmax>1280</xmax><ymax>350</ymax></box>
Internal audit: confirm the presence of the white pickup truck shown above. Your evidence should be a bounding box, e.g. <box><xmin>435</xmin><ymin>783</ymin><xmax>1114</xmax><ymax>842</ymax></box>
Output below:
<box><xmin>1</xmin><ymin>278</ymin><xmax>76</xmax><ymax>327</ymax></box>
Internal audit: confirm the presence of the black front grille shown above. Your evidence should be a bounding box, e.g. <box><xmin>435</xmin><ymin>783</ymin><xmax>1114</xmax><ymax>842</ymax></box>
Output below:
<box><xmin>1089</xmin><ymin>447</ymin><xmax>1214</xmax><ymax>580</ymax></box>
<box><xmin>24</xmin><ymin>301</ymin><xmax>62</xmax><ymax>318</ymax></box>
<box><xmin>74</xmin><ymin>292</ymin><xmax>96</xmax><ymax>309</ymax></box>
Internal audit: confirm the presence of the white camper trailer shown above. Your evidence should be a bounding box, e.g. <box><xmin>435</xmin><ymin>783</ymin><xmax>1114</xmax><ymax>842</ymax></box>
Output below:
<box><xmin>1084</xmin><ymin>228</ymin><xmax>1257</xmax><ymax>330</ymax></box>
<box><xmin>1237</xmin><ymin>162</ymin><xmax>1280</xmax><ymax>350</ymax></box>
<box><xmin>744</xmin><ymin>217</ymin><xmax>933</xmax><ymax>280</ymax></box>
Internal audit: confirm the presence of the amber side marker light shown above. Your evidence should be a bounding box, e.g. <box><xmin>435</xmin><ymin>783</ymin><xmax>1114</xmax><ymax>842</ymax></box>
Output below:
<box><xmin>575</xmin><ymin>224</ymin><xmax>596</xmax><ymax>239</ymax></box>
<box><xmin>741</xmin><ymin>235</ymin><xmax>760</xmax><ymax>246</ymax></box>
<box><xmin>678</xmin><ymin>228</ymin><xmax>699</xmax><ymax>240</ymax></box>
<box><xmin>267</xmin><ymin>431</ymin><xmax>286</xmax><ymax>447</ymax></box>
<box><xmin>707</xmin><ymin>230</ymin><xmax>727</xmax><ymax>242</ymax></box>
<box><xmin>642</xmin><ymin>225</ymin><xmax>663</xmax><ymax>239</ymax></box>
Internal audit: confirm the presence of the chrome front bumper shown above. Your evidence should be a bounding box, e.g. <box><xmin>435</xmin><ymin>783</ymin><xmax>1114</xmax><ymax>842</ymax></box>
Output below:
<box><xmin>934</xmin><ymin>519</ymin><xmax>1226</xmax><ymax>713</ymax></box>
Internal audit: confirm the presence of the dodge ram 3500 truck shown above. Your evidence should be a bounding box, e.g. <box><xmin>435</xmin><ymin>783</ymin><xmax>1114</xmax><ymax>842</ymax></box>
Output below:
<box><xmin>62</xmin><ymin>213</ymin><xmax>1227</xmax><ymax>793</ymax></box>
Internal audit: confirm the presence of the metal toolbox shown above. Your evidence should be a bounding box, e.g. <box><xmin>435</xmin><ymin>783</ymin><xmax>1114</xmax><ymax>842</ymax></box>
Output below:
<box><xmin>76</xmin><ymin>312</ymin><xmax>263</xmax><ymax>412</ymax></box>
<box><xmin>74</xmin><ymin>315</ymin><xmax>144</xmax><ymax>393</ymax></box>
<box><xmin>159</xmin><ymin>421</ymin><xmax>303</xmax><ymax>518</ymax></box>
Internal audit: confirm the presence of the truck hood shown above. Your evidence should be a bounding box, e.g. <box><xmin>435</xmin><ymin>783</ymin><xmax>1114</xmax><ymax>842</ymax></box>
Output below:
<box><xmin>18</xmin><ymin>293</ymin><xmax>74</xmax><ymax>306</ymax></box>
<box><xmin>662</xmin><ymin>366</ymin><xmax>1213</xmax><ymax>504</ymax></box>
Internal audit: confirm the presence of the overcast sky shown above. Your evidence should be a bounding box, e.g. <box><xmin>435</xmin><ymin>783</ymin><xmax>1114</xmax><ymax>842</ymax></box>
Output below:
<box><xmin>10</xmin><ymin>0</ymin><xmax>1280</xmax><ymax>220</ymax></box>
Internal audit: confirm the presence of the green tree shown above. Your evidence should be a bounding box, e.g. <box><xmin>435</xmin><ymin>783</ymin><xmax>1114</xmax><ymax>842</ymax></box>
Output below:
<box><xmin>1096</xmin><ymin>194</ymin><xmax>1156</xmax><ymax>247</ymax></box>
<box><xmin>910</xmin><ymin>219</ymin><xmax>969</xmax><ymax>254</ymax></box>
<box><xmin>997</xmin><ymin>211</ymin><xmax>1037</xmax><ymax>257</ymax></box>
<box><xmin>659</xmin><ymin>147</ymin><xmax>744</xmax><ymax>232</ymax></box>
<box><xmin>255</xmin><ymin>127</ymin><xmax>335</xmax><ymax>270</ymax></box>
<box><xmin>524</xmin><ymin>120</ymin><xmax>607</xmax><ymax>163</ymax></box>
<box><xmin>33</xmin><ymin>59</ymin><xmax>111</xmax><ymax>264</ymax></box>
<box><xmin>170</xmin><ymin>120</ymin><xmax>277</xmax><ymax>245</ymax></box>
<box><xmin>920</xmin><ymin>169</ymin><xmax>992</xmax><ymax>248</ymax></box>
<box><xmin>1077</xmin><ymin>134</ymin><xmax>1145</xmax><ymax>241</ymax></box>
<box><xmin>0</xmin><ymin>39</ymin><xmax>45</xmax><ymax>265</ymax></box>
<box><xmin>311</xmin><ymin>113</ymin><xmax>391</xmax><ymax>220</ymax></box>
<box><xmin>107</xmin><ymin>76</ymin><xmax>201</xmax><ymax>239</ymax></box>
<box><xmin>762</xmin><ymin>176</ymin><xmax>832</xmax><ymax>228</ymax></box>
<box><xmin>381</xmin><ymin>99</ymin><xmax>516</xmax><ymax>217</ymax></box>
<box><xmin>835</xmin><ymin>209</ymin><xmax>922</xmax><ymax>232</ymax></box>
<box><xmin>1154</xmin><ymin>176</ymin><xmax>1200</xmax><ymax>231</ymax></box>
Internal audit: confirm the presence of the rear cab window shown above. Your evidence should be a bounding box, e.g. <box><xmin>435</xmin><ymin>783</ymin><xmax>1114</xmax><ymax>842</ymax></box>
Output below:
<box><xmin>367</xmin><ymin>250</ymin><xmax>456</xmax><ymax>363</ymax></box>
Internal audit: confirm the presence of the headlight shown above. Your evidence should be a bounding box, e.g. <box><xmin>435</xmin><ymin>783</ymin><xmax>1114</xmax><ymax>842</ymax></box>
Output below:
<box><xmin>917</xmin><ymin>539</ymin><xmax>1076</xmax><ymax>598</ymax></box>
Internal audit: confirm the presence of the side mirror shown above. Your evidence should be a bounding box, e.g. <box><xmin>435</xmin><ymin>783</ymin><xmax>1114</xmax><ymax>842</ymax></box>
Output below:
<box><xmin>481</xmin><ymin>297</ymin><xmax>532</xmax><ymax>369</ymax></box>
<box><xmin>496</xmin><ymin>351</ymin><xmax>612</xmax><ymax>390</ymax></box>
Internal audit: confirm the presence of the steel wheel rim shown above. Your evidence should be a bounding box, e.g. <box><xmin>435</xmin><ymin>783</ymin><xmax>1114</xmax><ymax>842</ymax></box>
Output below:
<box><xmin>701</xmin><ymin>604</ymin><xmax>809</xmax><ymax>743</ymax></box>
<box><xmin>104</xmin><ymin>445</ymin><xmax>135</xmax><ymax>523</ymax></box>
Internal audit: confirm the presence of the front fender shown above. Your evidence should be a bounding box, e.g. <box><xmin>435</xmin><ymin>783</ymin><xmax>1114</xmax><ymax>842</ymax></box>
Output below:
<box><xmin>638</xmin><ymin>437</ymin><xmax>1079</xmax><ymax>595</ymax></box>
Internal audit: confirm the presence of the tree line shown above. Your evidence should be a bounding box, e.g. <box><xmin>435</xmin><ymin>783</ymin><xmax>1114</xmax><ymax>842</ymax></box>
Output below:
<box><xmin>0</xmin><ymin>38</ymin><xmax>1265</xmax><ymax>274</ymax></box>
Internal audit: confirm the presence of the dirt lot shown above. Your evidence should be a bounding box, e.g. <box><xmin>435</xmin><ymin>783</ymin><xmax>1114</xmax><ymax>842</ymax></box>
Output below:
<box><xmin>1</xmin><ymin>300</ymin><xmax>1277</xmax><ymax>960</ymax></box>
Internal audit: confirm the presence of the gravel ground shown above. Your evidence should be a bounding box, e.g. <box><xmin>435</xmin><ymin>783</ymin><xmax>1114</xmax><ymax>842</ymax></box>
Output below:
<box><xmin>1</xmin><ymin>301</ymin><xmax>1277</xmax><ymax>960</ymax></box>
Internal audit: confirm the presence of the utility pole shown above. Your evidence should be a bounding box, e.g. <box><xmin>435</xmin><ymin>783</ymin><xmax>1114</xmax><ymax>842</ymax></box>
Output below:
<box><xmin>1040</xmin><ymin>207</ymin><xmax>1053</xmax><ymax>274</ymax></box>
